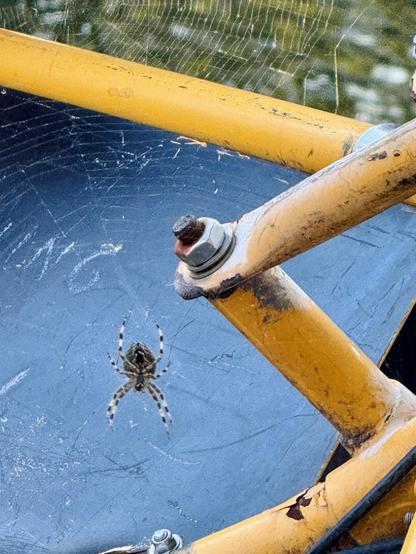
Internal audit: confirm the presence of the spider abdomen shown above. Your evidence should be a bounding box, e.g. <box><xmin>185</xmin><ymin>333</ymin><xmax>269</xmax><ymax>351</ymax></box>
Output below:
<box><xmin>125</xmin><ymin>342</ymin><xmax>156</xmax><ymax>372</ymax></box>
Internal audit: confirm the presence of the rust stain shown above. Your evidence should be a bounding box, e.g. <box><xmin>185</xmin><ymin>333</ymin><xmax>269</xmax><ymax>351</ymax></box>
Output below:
<box><xmin>367</xmin><ymin>151</ymin><xmax>388</xmax><ymax>161</ymax></box>
<box><xmin>286</xmin><ymin>491</ymin><xmax>312</xmax><ymax>520</ymax></box>
<box><xmin>398</xmin><ymin>174</ymin><xmax>416</xmax><ymax>187</ymax></box>
<box><xmin>316</xmin><ymin>486</ymin><xmax>328</xmax><ymax>508</ymax></box>
<box><xmin>214</xmin><ymin>273</ymin><xmax>243</xmax><ymax>299</ymax></box>
<box><xmin>340</xmin><ymin>427</ymin><xmax>376</xmax><ymax>452</ymax></box>
<box><xmin>245</xmin><ymin>273</ymin><xmax>296</xmax><ymax>311</ymax></box>
<box><xmin>174</xmin><ymin>218</ymin><xmax>205</xmax><ymax>247</ymax></box>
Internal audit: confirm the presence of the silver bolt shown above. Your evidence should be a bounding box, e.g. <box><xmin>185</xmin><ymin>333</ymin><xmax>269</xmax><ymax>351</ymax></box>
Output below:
<box><xmin>174</xmin><ymin>216</ymin><xmax>235</xmax><ymax>278</ymax></box>
<box><xmin>150</xmin><ymin>529</ymin><xmax>182</xmax><ymax>554</ymax></box>
<box><xmin>172</xmin><ymin>215</ymin><xmax>205</xmax><ymax>245</ymax></box>
<box><xmin>152</xmin><ymin>529</ymin><xmax>170</xmax><ymax>543</ymax></box>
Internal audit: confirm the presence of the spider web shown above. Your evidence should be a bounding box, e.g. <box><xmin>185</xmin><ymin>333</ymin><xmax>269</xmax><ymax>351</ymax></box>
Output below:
<box><xmin>1</xmin><ymin>2</ymin><xmax>416</xmax><ymax>553</ymax></box>
<box><xmin>1</xmin><ymin>0</ymin><xmax>416</xmax><ymax>123</ymax></box>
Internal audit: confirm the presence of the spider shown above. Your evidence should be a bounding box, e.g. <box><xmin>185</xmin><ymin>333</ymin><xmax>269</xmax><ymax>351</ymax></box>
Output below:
<box><xmin>107</xmin><ymin>319</ymin><xmax>172</xmax><ymax>430</ymax></box>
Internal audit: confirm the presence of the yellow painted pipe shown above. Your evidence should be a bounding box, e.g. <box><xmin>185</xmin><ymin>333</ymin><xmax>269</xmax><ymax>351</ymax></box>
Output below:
<box><xmin>1</xmin><ymin>27</ymin><xmax>415</xmax><ymax>211</ymax></box>
<box><xmin>175</xmin><ymin>118</ymin><xmax>416</xmax><ymax>297</ymax></box>
<box><xmin>213</xmin><ymin>267</ymin><xmax>416</xmax><ymax>448</ymax></box>
<box><xmin>0</xmin><ymin>28</ymin><xmax>370</xmax><ymax>175</ymax></box>
<box><xmin>2</xmin><ymin>27</ymin><xmax>415</xmax><ymax>209</ymax></box>
<box><xmin>180</xmin><ymin>420</ymin><xmax>416</xmax><ymax>554</ymax></box>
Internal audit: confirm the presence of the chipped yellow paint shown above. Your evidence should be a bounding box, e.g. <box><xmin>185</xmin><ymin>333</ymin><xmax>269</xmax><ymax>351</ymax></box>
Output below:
<box><xmin>186</xmin><ymin>420</ymin><xmax>416</xmax><ymax>554</ymax></box>
<box><xmin>0</xmin><ymin>28</ymin><xmax>370</xmax><ymax>175</ymax></box>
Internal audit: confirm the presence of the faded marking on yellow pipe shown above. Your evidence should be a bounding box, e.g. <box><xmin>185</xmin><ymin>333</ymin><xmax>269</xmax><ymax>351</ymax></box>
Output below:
<box><xmin>0</xmin><ymin>28</ymin><xmax>370</xmax><ymax>175</ymax></box>
<box><xmin>213</xmin><ymin>267</ymin><xmax>416</xmax><ymax>446</ymax></box>
<box><xmin>176</xmin><ymin>118</ymin><xmax>416</xmax><ymax>298</ymax></box>
<box><xmin>185</xmin><ymin>421</ymin><xmax>416</xmax><ymax>554</ymax></box>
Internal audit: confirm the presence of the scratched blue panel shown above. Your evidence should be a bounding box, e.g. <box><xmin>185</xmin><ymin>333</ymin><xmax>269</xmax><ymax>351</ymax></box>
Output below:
<box><xmin>0</xmin><ymin>89</ymin><xmax>414</xmax><ymax>554</ymax></box>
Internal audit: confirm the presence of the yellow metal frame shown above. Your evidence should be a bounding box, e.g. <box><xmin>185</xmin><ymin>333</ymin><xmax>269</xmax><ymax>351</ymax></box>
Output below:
<box><xmin>186</xmin><ymin>422</ymin><xmax>416</xmax><ymax>554</ymax></box>
<box><xmin>214</xmin><ymin>268</ymin><xmax>416</xmax><ymax>448</ymax></box>
<box><xmin>0</xmin><ymin>27</ymin><xmax>370</xmax><ymax>174</ymax></box>
<box><xmin>173</xmin><ymin>130</ymin><xmax>416</xmax><ymax>550</ymax></box>
<box><xmin>1</xmin><ymin>28</ymin><xmax>415</xmax><ymax>205</ymax></box>
<box><xmin>2</xmin><ymin>28</ymin><xmax>416</xmax><ymax>553</ymax></box>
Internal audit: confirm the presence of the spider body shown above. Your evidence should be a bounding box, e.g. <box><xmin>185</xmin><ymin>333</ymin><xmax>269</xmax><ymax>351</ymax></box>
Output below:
<box><xmin>107</xmin><ymin>320</ymin><xmax>172</xmax><ymax>430</ymax></box>
<box><xmin>125</xmin><ymin>342</ymin><xmax>156</xmax><ymax>390</ymax></box>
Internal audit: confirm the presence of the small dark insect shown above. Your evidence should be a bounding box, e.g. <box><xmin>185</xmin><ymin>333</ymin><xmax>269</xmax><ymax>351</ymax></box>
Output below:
<box><xmin>107</xmin><ymin>319</ymin><xmax>172</xmax><ymax>430</ymax></box>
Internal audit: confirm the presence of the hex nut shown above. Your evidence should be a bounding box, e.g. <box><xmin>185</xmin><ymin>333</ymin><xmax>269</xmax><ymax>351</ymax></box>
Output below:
<box><xmin>149</xmin><ymin>529</ymin><xmax>182</xmax><ymax>554</ymax></box>
<box><xmin>178</xmin><ymin>218</ymin><xmax>226</xmax><ymax>268</ymax></box>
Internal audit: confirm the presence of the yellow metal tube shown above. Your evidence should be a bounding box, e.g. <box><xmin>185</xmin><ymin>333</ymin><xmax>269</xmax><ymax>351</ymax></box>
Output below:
<box><xmin>175</xmin><ymin>118</ymin><xmax>416</xmax><ymax>297</ymax></box>
<box><xmin>0</xmin><ymin>28</ymin><xmax>370</xmax><ymax>175</ymax></box>
<box><xmin>212</xmin><ymin>267</ymin><xmax>416</xmax><ymax>447</ymax></box>
<box><xmin>181</xmin><ymin>420</ymin><xmax>416</xmax><ymax>554</ymax></box>
<box><xmin>1</xmin><ymin>28</ymin><xmax>415</xmax><ymax>209</ymax></box>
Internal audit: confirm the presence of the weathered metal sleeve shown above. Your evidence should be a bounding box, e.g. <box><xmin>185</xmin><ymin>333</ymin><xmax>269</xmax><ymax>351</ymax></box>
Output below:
<box><xmin>181</xmin><ymin>421</ymin><xmax>416</xmax><ymax>554</ymax></box>
<box><xmin>175</xmin><ymin>118</ymin><xmax>416</xmax><ymax>298</ymax></box>
<box><xmin>0</xmin><ymin>28</ymin><xmax>370</xmax><ymax>175</ymax></box>
<box><xmin>213</xmin><ymin>267</ymin><xmax>416</xmax><ymax>447</ymax></box>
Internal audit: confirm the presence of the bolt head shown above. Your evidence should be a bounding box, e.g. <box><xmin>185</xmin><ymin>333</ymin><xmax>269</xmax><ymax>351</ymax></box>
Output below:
<box><xmin>152</xmin><ymin>529</ymin><xmax>171</xmax><ymax>544</ymax></box>
<box><xmin>172</xmin><ymin>215</ymin><xmax>196</xmax><ymax>238</ymax></box>
<box><xmin>177</xmin><ymin>218</ymin><xmax>225</xmax><ymax>267</ymax></box>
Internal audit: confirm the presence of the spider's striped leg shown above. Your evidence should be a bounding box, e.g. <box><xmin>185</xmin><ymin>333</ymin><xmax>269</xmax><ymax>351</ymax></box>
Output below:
<box><xmin>107</xmin><ymin>382</ymin><xmax>134</xmax><ymax>425</ymax></box>
<box><xmin>116</xmin><ymin>319</ymin><xmax>136</xmax><ymax>371</ymax></box>
<box><xmin>107</xmin><ymin>352</ymin><xmax>122</xmax><ymax>373</ymax></box>
<box><xmin>117</xmin><ymin>320</ymin><xmax>129</xmax><ymax>364</ymax></box>
<box><xmin>154</xmin><ymin>360</ymin><xmax>171</xmax><ymax>379</ymax></box>
<box><xmin>152</xmin><ymin>322</ymin><xmax>164</xmax><ymax>364</ymax></box>
<box><xmin>107</xmin><ymin>353</ymin><xmax>130</xmax><ymax>377</ymax></box>
<box><xmin>147</xmin><ymin>382</ymin><xmax>173</xmax><ymax>429</ymax></box>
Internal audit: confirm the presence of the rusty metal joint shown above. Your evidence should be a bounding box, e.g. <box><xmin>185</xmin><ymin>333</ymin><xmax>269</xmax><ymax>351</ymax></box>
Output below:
<box><xmin>173</xmin><ymin>217</ymin><xmax>235</xmax><ymax>280</ymax></box>
<box><xmin>174</xmin><ymin>118</ymin><xmax>416</xmax><ymax>300</ymax></box>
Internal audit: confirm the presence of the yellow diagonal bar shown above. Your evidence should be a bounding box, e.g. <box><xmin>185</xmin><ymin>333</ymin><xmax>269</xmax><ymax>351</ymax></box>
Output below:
<box><xmin>175</xmin><ymin>117</ymin><xmax>416</xmax><ymax>298</ymax></box>
<box><xmin>213</xmin><ymin>267</ymin><xmax>416</xmax><ymax>448</ymax></box>
<box><xmin>0</xmin><ymin>28</ymin><xmax>370</xmax><ymax>174</ymax></box>
<box><xmin>182</xmin><ymin>421</ymin><xmax>416</xmax><ymax>554</ymax></box>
